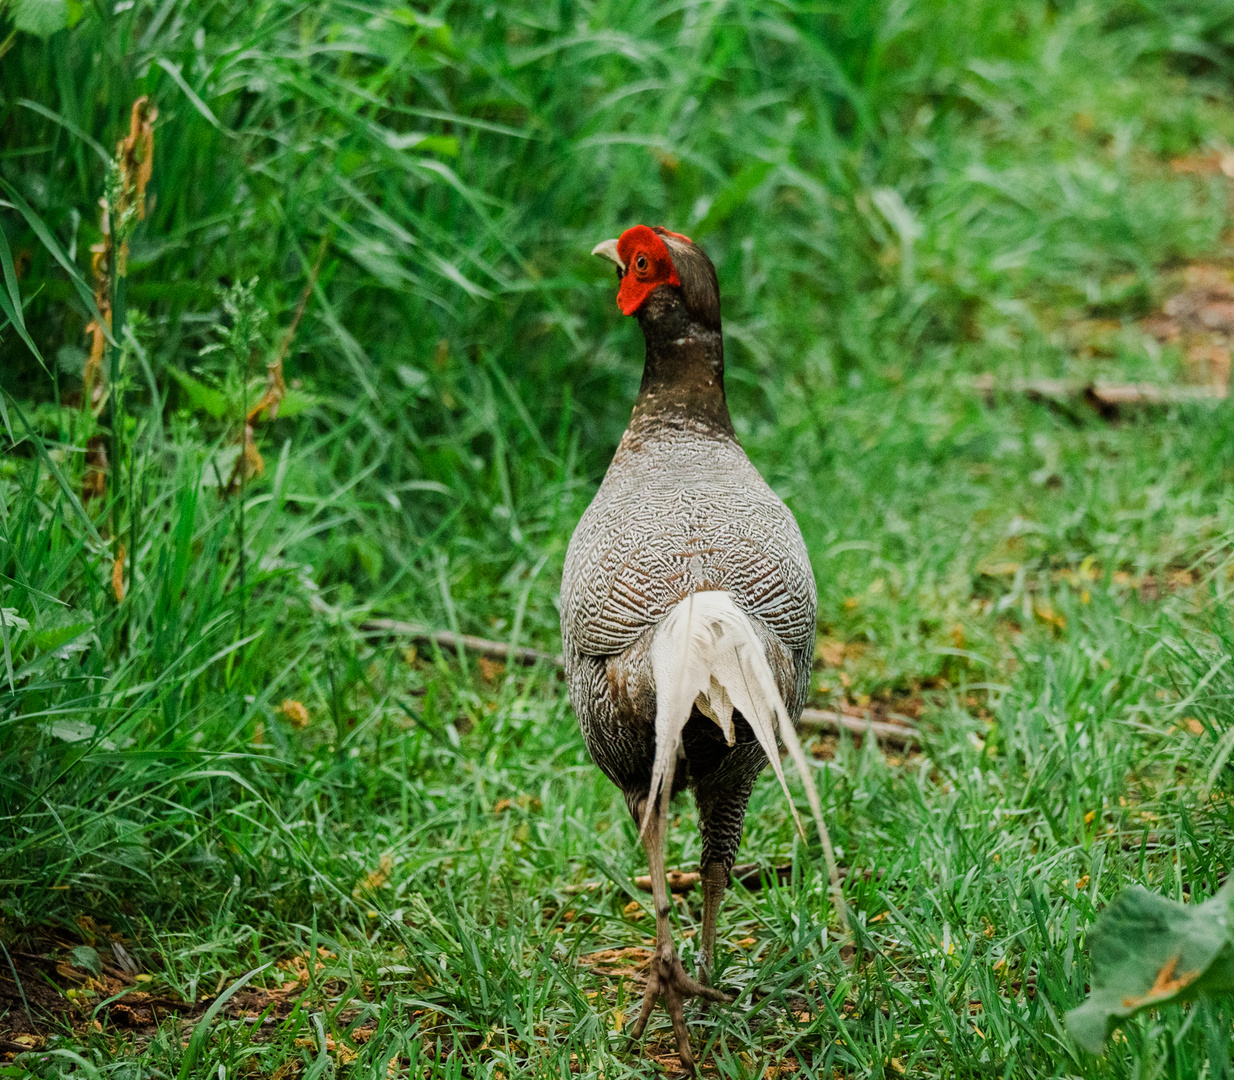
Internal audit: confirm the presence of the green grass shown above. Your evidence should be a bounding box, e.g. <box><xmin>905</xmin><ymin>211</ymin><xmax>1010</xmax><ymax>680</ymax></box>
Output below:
<box><xmin>5</xmin><ymin>0</ymin><xmax>1234</xmax><ymax>1076</ymax></box>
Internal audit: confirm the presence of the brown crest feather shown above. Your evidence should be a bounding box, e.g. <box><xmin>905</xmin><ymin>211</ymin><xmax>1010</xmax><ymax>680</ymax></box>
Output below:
<box><xmin>654</xmin><ymin>228</ymin><xmax>721</xmax><ymax>331</ymax></box>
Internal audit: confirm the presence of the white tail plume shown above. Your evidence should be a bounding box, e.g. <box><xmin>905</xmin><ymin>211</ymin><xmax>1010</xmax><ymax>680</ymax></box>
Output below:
<box><xmin>641</xmin><ymin>590</ymin><xmax>846</xmax><ymax>928</ymax></box>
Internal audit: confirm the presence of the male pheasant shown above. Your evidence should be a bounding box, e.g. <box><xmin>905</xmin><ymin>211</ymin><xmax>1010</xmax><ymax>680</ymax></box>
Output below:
<box><xmin>561</xmin><ymin>225</ymin><xmax>840</xmax><ymax>1070</ymax></box>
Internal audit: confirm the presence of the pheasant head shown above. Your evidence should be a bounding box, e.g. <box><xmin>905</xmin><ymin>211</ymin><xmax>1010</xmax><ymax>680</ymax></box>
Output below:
<box><xmin>592</xmin><ymin>225</ymin><xmax>721</xmax><ymax>334</ymax></box>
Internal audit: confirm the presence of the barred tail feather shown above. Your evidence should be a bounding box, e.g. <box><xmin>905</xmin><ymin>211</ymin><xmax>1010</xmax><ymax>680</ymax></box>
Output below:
<box><xmin>642</xmin><ymin>590</ymin><xmax>848</xmax><ymax>929</ymax></box>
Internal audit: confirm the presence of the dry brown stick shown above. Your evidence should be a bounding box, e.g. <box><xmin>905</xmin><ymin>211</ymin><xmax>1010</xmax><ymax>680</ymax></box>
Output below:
<box><xmin>974</xmin><ymin>374</ymin><xmax>1226</xmax><ymax>409</ymax></box>
<box><xmin>1081</xmin><ymin>383</ymin><xmax>1227</xmax><ymax>414</ymax></box>
<box><xmin>362</xmin><ymin>620</ymin><xmax>919</xmax><ymax>747</ymax></box>
<box><xmin>359</xmin><ymin>618</ymin><xmax>562</xmax><ymax>668</ymax></box>
<box><xmin>635</xmin><ymin>868</ymin><xmax>703</xmax><ymax>894</ymax></box>
<box><xmin>632</xmin><ymin>863</ymin><xmax>800</xmax><ymax>894</ymax></box>
<box><xmin>798</xmin><ymin>708</ymin><xmax>919</xmax><ymax>749</ymax></box>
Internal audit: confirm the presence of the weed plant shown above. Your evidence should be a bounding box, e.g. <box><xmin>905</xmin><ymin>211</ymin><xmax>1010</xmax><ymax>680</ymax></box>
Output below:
<box><xmin>4</xmin><ymin>0</ymin><xmax>1234</xmax><ymax>1076</ymax></box>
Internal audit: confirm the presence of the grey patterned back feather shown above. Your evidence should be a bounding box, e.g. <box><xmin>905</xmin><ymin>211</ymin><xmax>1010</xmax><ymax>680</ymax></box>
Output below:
<box><xmin>562</xmin><ymin>418</ymin><xmax>816</xmax><ymax>660</ymax></box>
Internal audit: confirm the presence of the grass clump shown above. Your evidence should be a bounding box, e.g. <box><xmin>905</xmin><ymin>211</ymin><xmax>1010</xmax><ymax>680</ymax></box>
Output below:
<box><xmin>4</xmin><ymin>0</ymin><xmax>1234</xmax><ymax>1075</ymax></box>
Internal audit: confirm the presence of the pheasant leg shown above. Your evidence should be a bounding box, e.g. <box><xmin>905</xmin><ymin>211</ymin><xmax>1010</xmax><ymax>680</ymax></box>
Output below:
<box><xmin>629</xmin><ymin>800</ymin><xmax>730</xmax><ymax>1071</ymax></box>
<box><xmin>696</xmin><ymin>860</ymin><xmax>728</xmax><ymax>992</ymax></box>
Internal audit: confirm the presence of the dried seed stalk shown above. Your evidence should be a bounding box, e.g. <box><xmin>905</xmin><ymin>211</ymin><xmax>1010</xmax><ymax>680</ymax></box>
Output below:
<box><xmin>82</xmin><ymin>98</ymin><xmax>157</xmax><ymax>470</ymax></box>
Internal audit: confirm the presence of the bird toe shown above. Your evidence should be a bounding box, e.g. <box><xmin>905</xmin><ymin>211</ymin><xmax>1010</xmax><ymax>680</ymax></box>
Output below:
<box><xmin>629</xmin><ymin>947</ymin><xmax>730</xmax><ymax>1071</ymax></box>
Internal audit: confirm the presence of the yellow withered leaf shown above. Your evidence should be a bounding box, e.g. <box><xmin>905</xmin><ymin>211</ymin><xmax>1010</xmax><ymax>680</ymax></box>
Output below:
<box><xmin>112</xmin><ymin>544</ymin><xmax>126</xmax><ymax>602</ymax></box>
<box><xmin>278</xmin><ymin>699</ymin><xmax>310</xmax><ymax>727</ymax></box>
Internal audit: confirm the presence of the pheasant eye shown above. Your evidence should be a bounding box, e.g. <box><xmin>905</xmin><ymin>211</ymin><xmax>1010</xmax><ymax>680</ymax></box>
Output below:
<box><xmin>635</xmin><ymin>254</ymin><xmax>648</xmax><ymax>271</ymax></box>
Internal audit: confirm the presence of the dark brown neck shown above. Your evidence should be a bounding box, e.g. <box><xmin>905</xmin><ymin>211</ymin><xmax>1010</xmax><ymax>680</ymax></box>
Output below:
<box><xmin>629</xmin><ymin>321</ymin><xmax>734</xmax><ymax>438</ymax></box>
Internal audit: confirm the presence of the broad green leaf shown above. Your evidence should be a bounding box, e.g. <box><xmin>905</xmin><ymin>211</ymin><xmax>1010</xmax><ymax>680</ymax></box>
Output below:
<box><xmin>32</xmin><ymin>620</ymin><xmax>93</xmax><ymax>657</ymax></box>
<box><xmin>167</xmin><ymin>367</ymin><xmax>230</xmax><ymax>419</ymax></box>
<box><xmin>12</xmin><ymin>0</ymin><xmax>80</xmax><ymax>38</ymax></box>
<box><xmin>48</xmin><ymin>719</ymin><xmax>96</xmax><ymax>743</ymax></box>
<box><xmin>69</xmin><ymin>945</ymin><xmax>101</xmax><ymax>976</ymax></box>
<box><xmin>1066</xmin><ymin>880</ymin><xmax>1234</xmax><ymax>1053</ymax></box>
<box><xmin>274</xmin><ymin>386</ymin><xmax>319</xmax><ymax>418</ymax></box>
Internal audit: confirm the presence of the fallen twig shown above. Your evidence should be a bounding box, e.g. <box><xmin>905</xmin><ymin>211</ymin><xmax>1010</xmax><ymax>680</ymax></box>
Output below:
<box><xmin>798</xmin><ymin>708</ymin><xmax>919</xmax><ymax>749</ymax></box>
<box><xmin>975</xmin><ymin>374</ymin><xmax>1225</xmax><ymax>414</ymax></box>
<box><xmin>361</xmin><ymin>622</ymin><xmax>919</xmax><ymax>749</ymax></box>
<box><xmin>359</xmin><ymin>618</ymin><xmax>562</xmax><ymax>668</ymax></box>
<box><xmin>635</xmin><ymin>868</ymin><xmax>710</xmax><ymax>894</ymax></box>
<box><xmin>634</xmin><ymin>863</ymin><xmax>798</xmax><ymax>894</ymax></box>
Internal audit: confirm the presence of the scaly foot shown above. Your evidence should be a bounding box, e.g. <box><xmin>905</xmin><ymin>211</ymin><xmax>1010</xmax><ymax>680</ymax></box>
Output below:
<box><xmin>630</xmin><ymin>943</ymin><xmax>731</xmax><ymax>1071</ymax></box>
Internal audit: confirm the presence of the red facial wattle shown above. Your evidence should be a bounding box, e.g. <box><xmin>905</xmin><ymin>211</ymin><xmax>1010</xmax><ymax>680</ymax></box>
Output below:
<box><xmin>615</xmin><ymin>225</ymin><xmax>681</xmax><ymax>316</ymax></box>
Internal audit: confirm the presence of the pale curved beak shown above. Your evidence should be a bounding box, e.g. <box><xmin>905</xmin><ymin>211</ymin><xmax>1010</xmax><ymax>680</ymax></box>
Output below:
<box><xmin>591</xmin><ymin>238</ymin><xmax>624</xmax><ymax>272</ymax></box>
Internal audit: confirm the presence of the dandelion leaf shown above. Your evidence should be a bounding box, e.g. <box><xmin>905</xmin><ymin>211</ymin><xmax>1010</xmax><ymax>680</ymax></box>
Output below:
<box><xmin>1066</xmin><ymin>880</ymin><xmax>1234</xmax><ymax>1054</ymax></box>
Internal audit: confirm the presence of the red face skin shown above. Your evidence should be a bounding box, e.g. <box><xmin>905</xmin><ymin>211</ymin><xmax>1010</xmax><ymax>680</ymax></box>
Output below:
<box><xmin>614</xmin><ymin>225</ymin><xmax>685</xmax><ymax>316</ymax></box>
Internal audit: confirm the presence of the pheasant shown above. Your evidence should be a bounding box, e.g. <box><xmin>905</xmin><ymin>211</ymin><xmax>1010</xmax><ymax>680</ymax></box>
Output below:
<box><xmin>561</xmin><ymin>225</ymin><xmax>840</xmax><ymax>1070</ymax></box>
